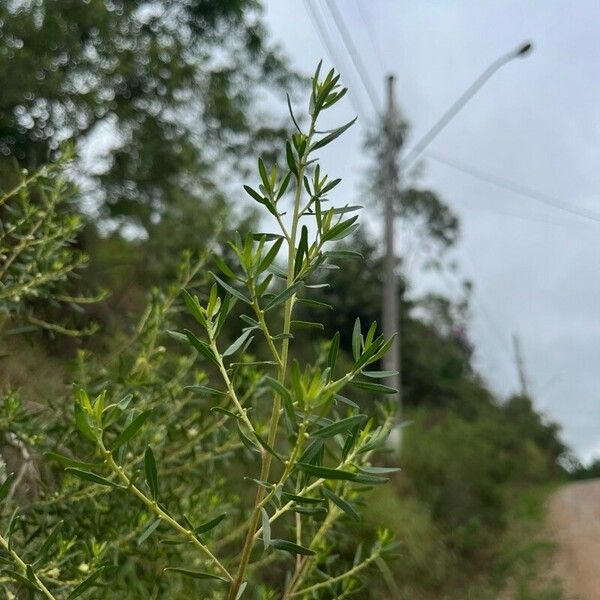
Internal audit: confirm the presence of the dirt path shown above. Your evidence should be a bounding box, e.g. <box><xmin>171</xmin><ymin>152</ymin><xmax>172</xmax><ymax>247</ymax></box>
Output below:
<box><xmin>546</xmin><ymin>479</ymin><xmax>600</xmax><ymax>599</ymax></box>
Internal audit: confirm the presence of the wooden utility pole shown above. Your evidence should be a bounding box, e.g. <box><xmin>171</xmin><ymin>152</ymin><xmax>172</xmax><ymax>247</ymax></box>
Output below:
<box><xmin>382</xmin><ymin>75</ymin><xmax>401</xmax><ymax>413</ymax></box>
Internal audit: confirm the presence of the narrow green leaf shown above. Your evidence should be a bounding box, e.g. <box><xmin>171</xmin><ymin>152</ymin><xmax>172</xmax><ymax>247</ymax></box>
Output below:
<box><xmin>365</xmin><ymin>334</ymin><xmax>396</xmax><ymax>366</ymax></box>
<box><xmin>334</xmin><ymin>394</ymin><xmax>359</xmax><ymax>409</ymax></box>
<box><xmin>137</xmin><ymin>518</ymin><xmax>161</xmax><ymax>545</ymax></box>
<box><xmin>321</xmin><ymin>178</ymin><xmax>343</xmax><ymax>194</ymax></box>
<box><xmin>181</xmin><ymin>289</ymin><xmax>205</xmax><ymax>326</ymax></box>
<box><xmin>254</xmin><ymin>432</ymin><xmax>284</xmax><ymax>464</ymax></box>
<box><xmin>144</xmin><ymin>447</ymin><xmax>158</xmax><ymax>500</ymax></box>
<box><xmin>210</xmin><ymin>406</ymin><xmax>241</xmax><ymax>420</ymax></box>
<box><xmin>286</xmin><ymin>93</ymin><xmax>301</xmax><ymax>132</ymax></box>
<box><xmin>74</xmin><ymin>401</ymin><xmax>96</xmax><ymax>443</ymax></box>
<box><xmin>342</xmin><ymin>423</ymin><xmax>360</xmax><ymax>459</ymax></box>
<box><xmin>296</xmin><ymin>298</ymin><xmax>332</xmax><ymax>311</ymax></box>
<box><xmin>310</xmin><ymin>117</ymin><xmax>357</xmax><ymax>151</ymax></box>
<box><xmin>294</xmin><ymin>225</ymin><xmax>308</xmax><ymax>278</ymax></box>
<box><xmin>327</xmin><ymin>332</ymin><xmax>340</xmax><ymax>376</ymax></box>
<box><xmin>195</xmin><ymin>513</ymin><xmax>227</xmax><ymax>535</ymax></box>
<box><xmin>281</xmin><ymin>492</ymin><xmax>324</xmax><ymax>505</ymax></box>
<box><xmin>362</xmin><ymin>370</ymin><xmax>399</xmax><ymax>379</ymax></box>
<box><xmin>292</xmin><ymin>505</ymin><xmax>327</xmax><ymax>516</ymax></box>
<box><xmin>110</xmin><ymin>410</ymin><xmax>152</xmax><ymax>451</ymax></box>
<box><xmin>223</xmin><ymin>329</ymin><xmax>254</xmax><ymax>357</ymax></box>
<box><xmin>285</xmin><ymin>140</ymin><xmax>298</xmax><ymax>176</ymax></box>
<box><xmin>243</xmin><ymin>184</ymin><xmax>265</xmax><ymax>204</ymax></box>
<box><xmin>322</xmin><ymin>488</ymin><xmax>360</xmax><ymax>521</ymax></box>
<box><xmin>236</xmin><ymin>423</ymin><xmax>259</xmax><ymax>454</ymax></box>
<box><xmin>350</xmin><ymin>380</ymin><xmax>397</xmax><ymax>395</ymax></box>
<box><xmin>258</xmin><ymin>157</ymin><xmax>272</xmax><ymax>195</ymax></box>
<box><xmin>263</xmin><ymin>376</ymin><xmax>296</xmax><ymax>428</ymax></box>
<box><xmin>164</xmin><ymin>567</ymin><xmax>228</xmax><ymax>583</ymax></box>
<box><xmin>261</xmin><ymin>507</ymin><xmax>271</xmax><ymax>550</ymax></box>
<box><xmin>211</xmin><ymin>272</ymin><xmax>251</xmax><ymax>304</ymax></box>
<box><xmin>67</xmin><ymin>566</ymin><xmax>110</xmax><ymax>599</ymax></box>
<box><xmin>166</xmin><ymin>330</ymin><xmax>188</xmax><ymax>344</ymax></box>
<box><xmin>257</xmin><ymin>237</ymin><xmax>283</xmax><ymax>275</ymax></box>
<box><xmin>185</xmin><ymin>385</ymin><xmax>226</xmax><ymax>398</ymax></box>
<box><xmin>352</xmin><ymin>317</ymin><xmax>361</xmax><ymax>361</ymax></box>
<box><xmin>291</xmin><ymin>320</ymin><xmax>324</xmax><ymax>330</ymax></box>
<box><xmin>183</xmin><ymin>330</ymin><xmax>218</xmax><ymax>366</ymax></box>
<box><xmin>312</xmin><ymin>415</ymin><xmax>366</xmax><ymax>439</ymax></box>
<box><xmin>325</xmin><ymin>249</ymin><xmax>363</xmax><ymax>260</ymax></box>
<box><xmin>297</xmin><ymin>463</ymin><xmax>357</xmax><ymax>481</ymax></box>
<box><xmin>2</xmin><ymin>569</ymin><xmax>38</xmax><ymax>589</ymax></box>
<box><xmin>45</xmin><ymin>452</ymin><xmax>101</xmax><ymax>471</ymax></box>
<box><xmin>213</xmin><ymin>253</ymin><xmax>238</xmax><ymax>280</ymax></box>
<box><xmin>353</xmin><ymin>473</ymin><xmax>390</xmax><ymax>485</ymax></box>
<box><xmin>35</xmin><ymin>520</ymin><xmax>63</xmax><ymax>564</ymax></box>
<box><xmin>270</xmin><ymin>538</ymin><xmax>315</xmax><ymax>556</ymax></box>
<box><xmin>264</xmin><ymin>281</ymin><xmax>304</xmax><ymax>311</ymax></box>
<box><xmin>276</xmin><ymin>171</ymin><xmax>292</xmax><ymax>200</ymax></box>
<box><xmin>65</xmin><ymin>469</ymin><xmax>121</xmax><ymax>488</ymax></box>
<box><xmin>235</xmin><ymin>581</ymin><xmax>248</xmax><ymax>600</ymax></box>
<box><xmin>357</xmin><ymin>465</ymin><xmax>401</xmax><ymax>474</ymax></box>
<box><xmin>102</xmin><ymin>393</ymin><xmax>133</xmax><ymax>428</ymax></box>
<box><xmin>297</xmin><ymin>439</ymin><xmax>324</xmax><ymax>465</ymax></box>
<box><xmin>322</xmin><ymin>216</ymin><xmax>359</xmax><ymax>243</ymax></box>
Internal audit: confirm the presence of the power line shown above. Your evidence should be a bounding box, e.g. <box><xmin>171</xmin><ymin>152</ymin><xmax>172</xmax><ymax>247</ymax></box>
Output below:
<box><xmin>354</xmin><ymin>0</ymin><xmax>386</xmax><ymax>75</ymax></box>
<box><xmin>302</xmin><ymin>0</ymin><xmax>372</xmax><ymax>122</ymax></box>
<box><xmin>314</xmin><ymin>3</ymin><xmax>600</xmax><ymax>228</ymax></box>
<box><xmin>422</xmin><ymin>150</ymin><xmax>600</xmax><ymax>224</ymax></box>
<box><xmin>323</xmin><ymin>0</ymin><xmax>382</xmax><ymax>113</ymax></box>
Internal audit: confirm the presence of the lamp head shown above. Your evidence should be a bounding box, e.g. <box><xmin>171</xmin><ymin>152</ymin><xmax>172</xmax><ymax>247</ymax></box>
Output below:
<box><xmin>516</xmin><ymin>41</ymin><xmax>533</xmax><ymax>58</ymax></box>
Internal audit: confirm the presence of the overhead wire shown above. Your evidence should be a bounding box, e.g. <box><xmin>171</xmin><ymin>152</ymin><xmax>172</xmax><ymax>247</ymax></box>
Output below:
<box><xmin>302</xmin><ymin>0</ymin><xmax>372</xmax><ymax>123</ymax></box>
<box><xmin>422</xmin><ymin>150</ymin><xmax>600</xmax><ymax>224</ymax></box>
<box><xmin>308</xmin><ymin>0</ymin><xmax>526</xmax><ymax>388</ymax></box>
<box><xmin>322</xmin><ymin>0</ymin><xmax>600</xmax><ymax>226</ymax></box>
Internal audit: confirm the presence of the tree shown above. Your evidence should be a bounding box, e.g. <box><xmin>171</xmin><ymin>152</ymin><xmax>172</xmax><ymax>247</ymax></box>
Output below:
<box><xmin>0</xmin><ymin>0</ymin><xmax>296</xmax><ymax>228</ymax></box>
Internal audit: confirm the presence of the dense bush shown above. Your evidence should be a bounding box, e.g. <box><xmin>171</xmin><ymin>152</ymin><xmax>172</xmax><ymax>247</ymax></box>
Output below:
<box><xmin>0</xmin><ymin>65</ymin><xmax>404</xmax><ymax>600</ymax></box>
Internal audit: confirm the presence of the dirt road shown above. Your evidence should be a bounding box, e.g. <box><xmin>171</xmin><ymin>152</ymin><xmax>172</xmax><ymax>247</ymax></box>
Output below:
<box><xmin>546</xmin><ymin>479</ymin><xmax>600</xmax><ymax>599</ymax></box>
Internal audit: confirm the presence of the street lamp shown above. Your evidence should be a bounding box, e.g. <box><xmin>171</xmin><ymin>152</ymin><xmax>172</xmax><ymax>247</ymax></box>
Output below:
<box><xmin>382</xmin><ymin>41</ymin><xmax>533</xmax><ymax>415</ymax></box>
<box><xmin>401</xmin><ymin>41</ymin><xmax>534</xmax><ymax>170</ymax></box>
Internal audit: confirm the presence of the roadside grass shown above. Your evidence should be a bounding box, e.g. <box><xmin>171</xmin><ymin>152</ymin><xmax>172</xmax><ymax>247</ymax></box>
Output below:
<box><xmin>362</xmin><ymin>481</ymin><xmax>565</xmax><ymax>599</ymax></box>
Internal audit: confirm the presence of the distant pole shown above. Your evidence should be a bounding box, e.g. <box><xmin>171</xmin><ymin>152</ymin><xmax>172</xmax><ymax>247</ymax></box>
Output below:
<box><xmin>512</xmin><ymin>334</ymin><xmax>529</xmax><ymax>396</ymax></box>
<box><xmin>379</xmin><ymin>42</ymin><xmax>533</xmax><ymax>416</ymax></box>
<box><xmin>382</xmin><ymin>75</ymin><xmax>401</xmax><ymax>413</ymax></box>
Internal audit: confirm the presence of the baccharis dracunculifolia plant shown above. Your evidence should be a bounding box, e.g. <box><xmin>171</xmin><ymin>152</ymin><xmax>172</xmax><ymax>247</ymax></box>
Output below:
<box><xmin>68</xmin><ymin>64</ymin><xmax>400</xmax><ymax>598</ymax></box>
<box><xmin>0</xmin><ymin>147</ymin><xmax>103</xmax><ymax>337</ymax></box>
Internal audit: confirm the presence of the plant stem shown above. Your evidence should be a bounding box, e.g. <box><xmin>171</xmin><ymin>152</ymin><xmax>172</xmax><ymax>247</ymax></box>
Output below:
<box><xmin>227</xmin><ymin>119</ymin><xmax>316</xmax><ymax>600</ymax></box>
<box><xmin>0</xmin><ymin>533</ymin><xmax>57</xmax><ymax>600</ymax></box>
<box><xmin>207</xmin><ymin>325</ymin><xmax>257</xmax><ymax>437</ymax></box>
<box><xmin>98</xmin><ymin>441</ymin><xmax>232</xmax><ymax>581</ymax></box>
<box><xmin>290</xmin><ymin>552</ymin><xmax>379</xmax><ymax>597</ymax></box>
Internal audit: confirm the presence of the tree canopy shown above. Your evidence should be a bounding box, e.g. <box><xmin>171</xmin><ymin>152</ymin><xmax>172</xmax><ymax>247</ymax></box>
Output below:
<box><xmin>0</xmin><ymin>0</ymin><xmax>296</xmax><ymax>227</ymax></box>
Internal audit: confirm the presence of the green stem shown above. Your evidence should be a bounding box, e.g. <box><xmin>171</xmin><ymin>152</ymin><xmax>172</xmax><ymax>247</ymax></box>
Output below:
<box><xmin>227</xmin><ymin>119</ymin><xmax>317</xmax><ymax>600</ymax></box>
<box><xmin>250</xmin><ymin>286</ymin><xmax>282</xmax><ymax>367</ymax></box>
<box><xmin>98</xmin><ymin>441</ymin><xmax>232</xmax><ymax>582</ymax></box>
<box><xmin>207</xmin><ymin>324</ymin><xmax>257</xmax><ymax>437</ymax></box>
<box><xmin>0</xmin><ymin>533</ymin><xmax>57</xmax><ymax>600</ymax></box>
<box><xmin>290</xmin><ymin>552</ymin><xmax>379</xmax><ymax>597</ymax></box>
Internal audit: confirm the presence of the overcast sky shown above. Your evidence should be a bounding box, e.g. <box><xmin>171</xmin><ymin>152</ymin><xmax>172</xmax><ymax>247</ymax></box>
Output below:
<box><xmin>263</xmin><ymin>0</ymin><xmax>600</xmax><ymax>460</ymax></box>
